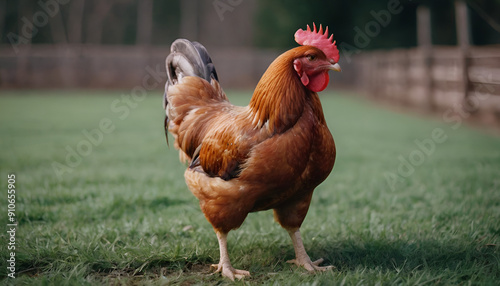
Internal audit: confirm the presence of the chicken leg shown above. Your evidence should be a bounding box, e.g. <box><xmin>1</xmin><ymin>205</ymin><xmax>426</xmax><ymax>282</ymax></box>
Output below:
<box><xmin>210</xmin><ymin>231</ymin><xmax>250</xmax><ymax>281</ymax></box>
<box><xmin>286</xmin><ymin>229</ymin><xmax>334</xmax><ymax>272</ymax></box>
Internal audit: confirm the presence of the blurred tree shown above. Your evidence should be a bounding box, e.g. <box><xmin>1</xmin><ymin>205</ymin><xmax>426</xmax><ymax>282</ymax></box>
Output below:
<box><xmin>180</xmin><ymin>0</ymin><xmax>198</xmax><ymax>40</ymax></box>
<box><xmin>428</xmin><ymin>0</ymin><xmax>457</xmax><ymax>46</ymax></box>
<box><xmin>85</xmin><ymin>1</ymin><xmax>113</xmax><ymax>44</ymax></box>
<box><xmin>468</xmin><ymin>0</ymin><xmax>500</xmax><ymax>45</ymax></box>
<box><xmin>48</xmin><ymin>2</ymin><xmax>67</xmax><ymax>44</ymax></box>
<box><xmin>151</xmin><ymin>0</ymin><xmax>181</xmax><ymax>45</ymax></box>
<box><xmin>254</xmin><ymin>0</ymin><xmax>499</xmax><ymax>49</ymax></box>
<box><xmin>254</xmin><ymin>0</ymin><xmax>418</xmax><ymax>50</ymax></box>
<box><xmin>137</xmin><ymin>0</ymin><xmax>153</xmax><ymax>45</ymax></box>
<box><xmin>19</xmin><ymin>0</ymin><xmax>32</xmax><ymax>46</ymax></box>
<box><xmin>0</xmin><ymin>0</ymin><xmax>498</xmax><ymax>47</ymax></box>
<box><xmin>0</xmin><ymin>0</ymin><xmax>5</xmax><ymax>41</ymax></box>
<box><xmin>101</xmin><ymin>0</ymin><xmax>137</xmax><ymax>45</ymax></box>
<box><xmin>67</xmin><ymin>0</ymin><xmax>85</xmax><ymax>44</ymax></box>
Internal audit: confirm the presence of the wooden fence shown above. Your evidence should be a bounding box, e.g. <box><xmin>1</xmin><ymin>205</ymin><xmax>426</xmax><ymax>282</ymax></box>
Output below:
<box><xmin>0</xmin><ymin>44</ymin><xmax>280</xmax><ymax>90</ymax></box>
<box><xmin>357</xmin><ymin>46</ymin><xmax>500</xmax><ymax>123</ymax></box>
<box><xmin>2</xmin><ymin>44</ymin><xmax>499</xmax><ymax>125</ymax></box>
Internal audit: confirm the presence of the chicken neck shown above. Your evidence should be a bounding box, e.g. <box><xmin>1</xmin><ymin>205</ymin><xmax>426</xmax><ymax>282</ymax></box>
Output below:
<box><xmin>248</xmin><ymin>52</ymin><xmax>311</xmax><ymax>134</ymax></box>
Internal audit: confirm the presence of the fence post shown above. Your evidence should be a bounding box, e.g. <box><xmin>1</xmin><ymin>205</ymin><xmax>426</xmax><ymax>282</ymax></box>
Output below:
<box><xmin>455</xmin><ymin>0</ymin><xmax>471</xmax><ymax>111</ymax></box>
<box><xmin>417</xmin><ymin>5</ymin><xmax>434</xmax><ymax>111</ymax></box>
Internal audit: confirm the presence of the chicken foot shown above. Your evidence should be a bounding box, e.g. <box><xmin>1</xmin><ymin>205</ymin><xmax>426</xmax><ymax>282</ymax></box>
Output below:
<box><xmin>286</xmin><ymin>229</ymin><xmax>334</xmax><ymax>272</ymax></box>
<box><xmin>210</xmin><ymin>231</ymin><xmax>250</xmax><ymax>281</ymax></box>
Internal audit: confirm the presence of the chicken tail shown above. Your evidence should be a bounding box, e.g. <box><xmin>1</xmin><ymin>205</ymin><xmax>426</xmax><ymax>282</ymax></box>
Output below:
<box><xmin>163</xmin><ymin>39</ymin><xmax>219</xmax><ymax>144</ymax></box>
<box><xmin>166</xmin><ymin>39</ymin><xmax>218</xmax><ymax>85</ymax></box>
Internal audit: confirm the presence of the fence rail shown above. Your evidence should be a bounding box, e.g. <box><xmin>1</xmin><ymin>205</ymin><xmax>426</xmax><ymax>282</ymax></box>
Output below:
<box><xmin>0</xmin><ymin>44</ymin><xmax>280</xmax><ymax>90</ymax></box>
<box><xmin>357</xmin><ymin>46</ymin><xmax>500</xmax><ymax>123</ymax></box>
<box><xmin>2</xmin><ymin>44</ymin><xmax>500</xmax><ymax>125</ymax></box>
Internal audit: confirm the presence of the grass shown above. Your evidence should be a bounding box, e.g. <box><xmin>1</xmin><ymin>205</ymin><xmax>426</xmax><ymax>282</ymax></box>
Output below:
<box><xmin>0</xmin><ymin>89</ymin><xmax>499</xmax><ymax>285</ymax></box>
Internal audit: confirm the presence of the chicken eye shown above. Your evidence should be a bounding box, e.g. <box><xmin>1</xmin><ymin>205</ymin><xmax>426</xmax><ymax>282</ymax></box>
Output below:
<box><xmin>307</xmin><ymin>54</ymin><xmax>316</xmax><ymax>61</ymax></box>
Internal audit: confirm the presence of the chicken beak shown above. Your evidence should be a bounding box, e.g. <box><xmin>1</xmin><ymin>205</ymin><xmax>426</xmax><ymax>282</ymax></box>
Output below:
<box><xmin>329</xmin><ymin>63</ymin><xmax>341</xmax><ymax>72</ymax></box>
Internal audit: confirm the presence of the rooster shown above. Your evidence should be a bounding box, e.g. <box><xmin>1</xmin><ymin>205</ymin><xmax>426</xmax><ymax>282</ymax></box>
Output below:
<box><xmin>163</xmin><ymin>23</ymin><xmax>340</xmax><ymax>280</ymax></box>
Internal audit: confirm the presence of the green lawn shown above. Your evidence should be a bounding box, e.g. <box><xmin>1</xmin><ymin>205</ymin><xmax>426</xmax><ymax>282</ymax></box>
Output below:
<box><xmin>1</xmin><ymin>90</ymin><xmax>499</xmax><ymax>285</ymax></box>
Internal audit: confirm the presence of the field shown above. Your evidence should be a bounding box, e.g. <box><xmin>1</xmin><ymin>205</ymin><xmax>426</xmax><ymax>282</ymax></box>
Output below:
<box><xmin>1</xmin><ymin>90</ymin><xmax>499</xmax><ymax>285</ymax></box>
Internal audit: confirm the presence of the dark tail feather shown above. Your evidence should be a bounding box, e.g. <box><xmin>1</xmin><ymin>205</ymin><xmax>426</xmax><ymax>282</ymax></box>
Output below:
<box><xmin>164</xmin><ymin>39</ymin><xmax>218</xmax><ymax>144</ymax></box>
<box><xmin>165</xmin><ymin>39</ymin><xmax>218</xmax><ymax>86</ymax></box>
<box><xmin>191</xmin><ymin>41</ymin><xmax>218</xmax><ymax>82</ymax></box>
<box><xmin>164</xmin><ymin>111</ymin><xmax>169</xmax><ymax>146</ymax></box>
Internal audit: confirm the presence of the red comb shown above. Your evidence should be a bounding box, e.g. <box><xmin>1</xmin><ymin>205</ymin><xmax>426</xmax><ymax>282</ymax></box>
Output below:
<box><xmin>294</xmin><ymin>23</ymin><xmax>339</xmax><ymax>63</ymax></box>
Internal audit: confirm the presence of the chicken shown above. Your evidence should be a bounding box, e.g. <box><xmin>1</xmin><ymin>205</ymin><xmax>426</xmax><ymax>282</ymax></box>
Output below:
<box><xmin>163</xmin><ymin>23</ymin><xmax>340</xmax><ymax>280</ymax></box>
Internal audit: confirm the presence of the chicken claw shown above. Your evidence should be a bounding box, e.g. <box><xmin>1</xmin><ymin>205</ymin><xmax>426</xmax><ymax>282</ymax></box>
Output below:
<box><xmin>287</xmin><ymin>257</ymin><xmax>334</xmax><ymax>272</ymax></box>
<box><xmin>287</xmin><ymin>229</ymin><xmax>334</xmax><ymax>273</ymax></box>
<box><xmin>211</xmin><ymin>231</ymin><xmax>251</xmax><ymax>280</ymax></box>
<box><xmin>210</xmin><ymin>262</ymin><xmax>250</xmax><ymax>281</ymax></box>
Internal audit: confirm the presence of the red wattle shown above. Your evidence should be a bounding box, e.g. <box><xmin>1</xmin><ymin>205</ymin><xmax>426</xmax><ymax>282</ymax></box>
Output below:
<box><xmin>306</xmin><ymin>71</ymin><xmax>329</xmax><ymax>92</ymax></box>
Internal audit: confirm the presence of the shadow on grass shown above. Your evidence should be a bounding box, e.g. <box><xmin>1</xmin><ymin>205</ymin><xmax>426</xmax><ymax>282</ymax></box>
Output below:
<box><xmin>13</xmin><ymin>237</ymin><xmax>497</xmax><ymax>283</ymax></box>
<box><xmin>310</xmin><ymin>238</ymin><xmax>499</xmax><ymax>278</ymax></box>
<box><xmin>135</xmin><ymin>237</ymin><xmax>499</xmax><ymax>283</ymax></box>
<box><xmin>138</xmin><ymin>235</ymin><xmax>499</xmax><ymax>279</ymax></box>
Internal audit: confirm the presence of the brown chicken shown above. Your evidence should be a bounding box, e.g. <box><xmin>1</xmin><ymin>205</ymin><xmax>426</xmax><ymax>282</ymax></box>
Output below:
<box><xmin>163</xmin><ymin>24</ymin><xmax>340</xmax><ymax>280</ymax></box>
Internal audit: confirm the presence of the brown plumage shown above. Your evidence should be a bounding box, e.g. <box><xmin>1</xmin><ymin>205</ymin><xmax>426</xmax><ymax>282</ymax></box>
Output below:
<box><xmin>164</xmin><ymin>24</ymin><xmax>341</xmax><ymax>280</ymax></box>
